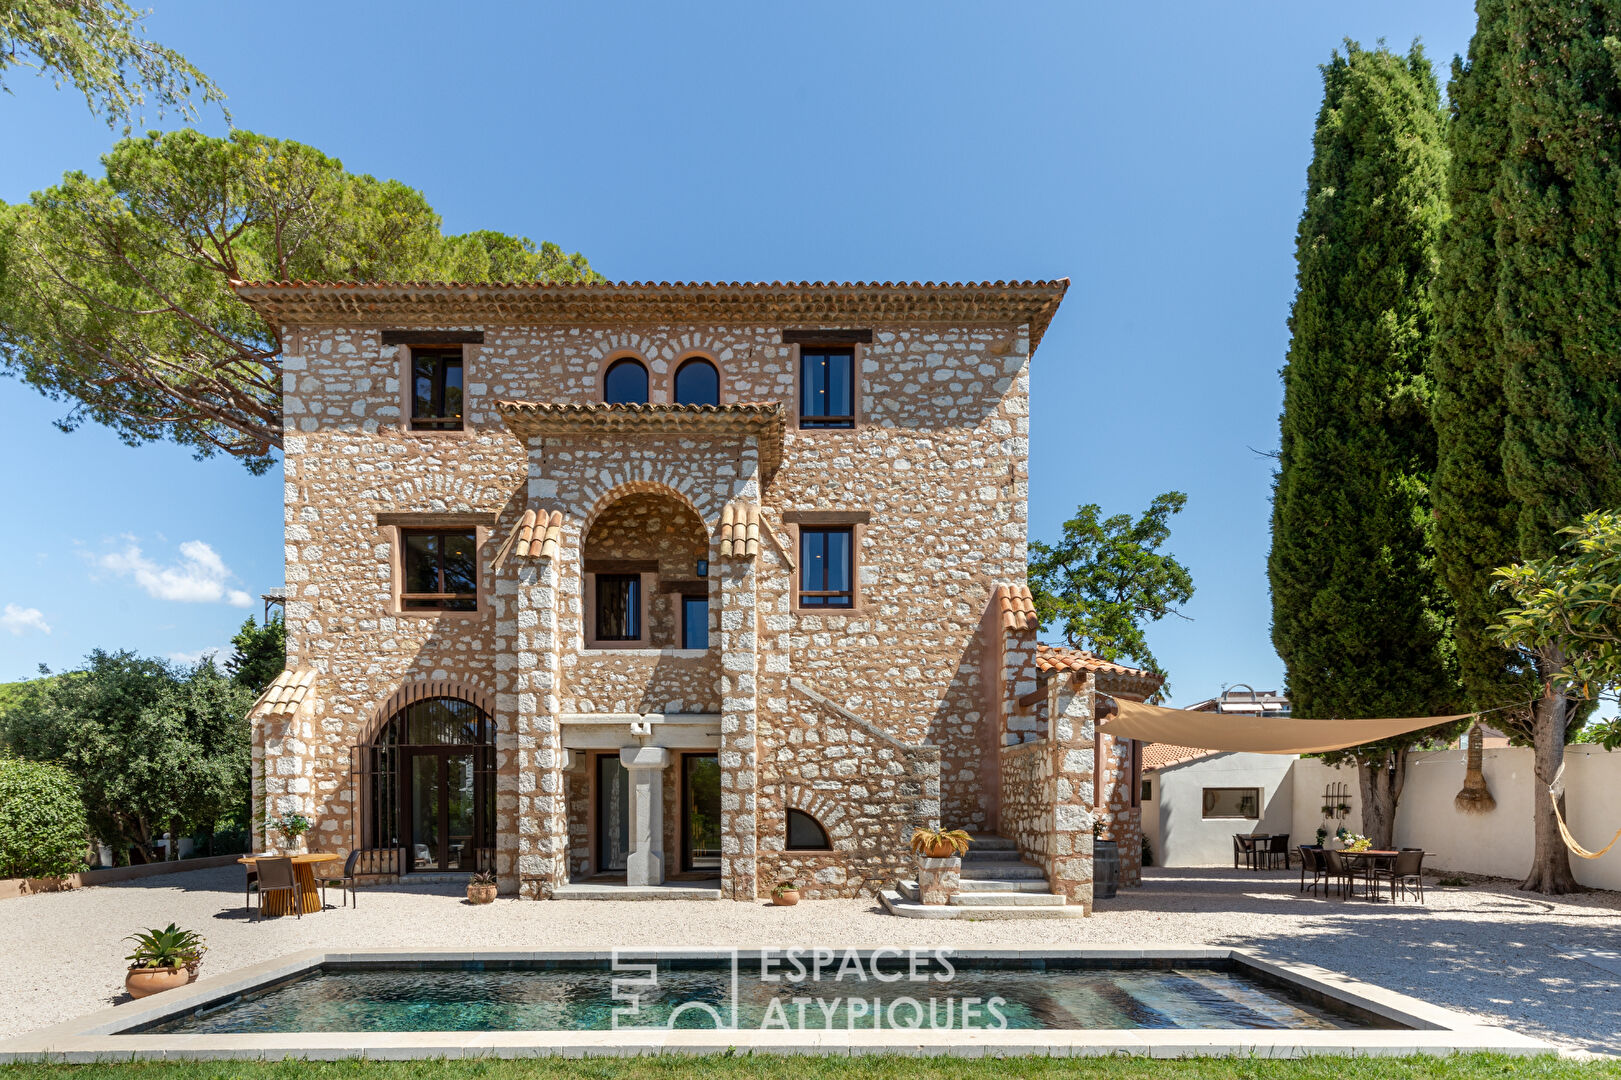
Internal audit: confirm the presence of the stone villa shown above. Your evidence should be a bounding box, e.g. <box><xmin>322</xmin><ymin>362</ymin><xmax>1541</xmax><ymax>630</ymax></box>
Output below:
<box><xmin>241</xmin><ymin>279</ymin><xmax>1157</xmax><ymax>913</ymax></box>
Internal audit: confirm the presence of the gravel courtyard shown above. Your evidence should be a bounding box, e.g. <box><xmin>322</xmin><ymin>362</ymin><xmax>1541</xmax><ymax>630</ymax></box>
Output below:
<box><xmin>1</xmin><ymin>864</ymin><xmax>1616</xmax><ymax>1054</ymax></box>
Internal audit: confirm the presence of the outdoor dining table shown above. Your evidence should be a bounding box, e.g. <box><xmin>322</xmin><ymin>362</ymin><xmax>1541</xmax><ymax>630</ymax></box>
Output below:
<box><xmin>238</xmin><ymin>852</ymin><xmax>339</xmax><ymax>916</ymax></box>
<box><xmin>1335</xmin><ymin>849</ymin><xmax>1435</xmax><ymax>901</ymax></box>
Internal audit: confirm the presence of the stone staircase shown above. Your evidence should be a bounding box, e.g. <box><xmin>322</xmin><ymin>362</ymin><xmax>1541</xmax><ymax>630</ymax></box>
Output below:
<box><xmin>878</xmin><ymin>833</ymin><xmax>1086</xmax><ymax>919</ymax></box>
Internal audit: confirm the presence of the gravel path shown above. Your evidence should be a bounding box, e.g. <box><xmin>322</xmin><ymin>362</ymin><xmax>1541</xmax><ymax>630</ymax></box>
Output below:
<box><xmin>1</xmin><ymin>864</ymin><xmax>1616</xmax><ymax>1053</ymax></box>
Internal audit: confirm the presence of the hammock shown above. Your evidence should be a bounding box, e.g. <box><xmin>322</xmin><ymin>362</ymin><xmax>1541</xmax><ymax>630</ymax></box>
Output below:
<box><xmin>1549</xmin><ymin>763</ymin><xmax>1621</xmax><ymax>860</ymax></box>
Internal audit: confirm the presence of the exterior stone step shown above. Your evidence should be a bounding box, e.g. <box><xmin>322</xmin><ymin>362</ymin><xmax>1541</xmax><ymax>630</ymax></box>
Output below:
<box><xmin>961</xmin><ymin>863</ymin><xmax>1046</xmax><ymax>881</ymax></box>
<box><xmin>966</xmin><ymin>834</ymin><xmax>1017</xmax><ymax>851</ymax></box>
<box><xmin>879</xmin><ymin>888</ymin><xmax>1086</xmax><ymax>921</ymax></box>
<box><xmin>948</xmin><ymin>890</ymin><xmax>1066</xmax><ymax>907</ymax></box>
<box><xmin>552</xmin><ymin>881</ymin><xmax>720</xmax><ymax>901</ymax></box>
<box><xmin>958</xmin><ymin>878</ymin><xmax>1053</xmax><ymax>893</ymax></box>
<box><xmin>963</xmin><ymin>849</ymin><xmax>1024</xmax><ymax>862</ymax></box>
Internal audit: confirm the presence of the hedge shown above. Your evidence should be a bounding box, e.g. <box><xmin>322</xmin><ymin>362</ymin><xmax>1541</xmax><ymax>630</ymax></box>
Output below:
<box><xmin>0</xmin><ymin>757</ymin><xmax>88</xmax><ymax>879</ymax></box>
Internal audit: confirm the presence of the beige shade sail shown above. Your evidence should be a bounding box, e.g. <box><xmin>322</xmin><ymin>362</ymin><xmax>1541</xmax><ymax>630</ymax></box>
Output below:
<box><xmin>1099</xmin><ymin>697</ymin><xmax>1474</xmax><ymax>755</ymax></box>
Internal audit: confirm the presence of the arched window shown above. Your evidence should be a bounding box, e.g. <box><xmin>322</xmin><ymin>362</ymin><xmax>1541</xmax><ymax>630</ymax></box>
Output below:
<box><xmin>603</xmin><ymin>357</ymin><xmax>649</xmax><ymax>404</ymax></box>
<box><xmin>786</xmin><ymin>808</ymin><xmax>831</xmax><ymax>850</ymax></box>
<box><xmin>674</xmin><ymin>357</ymin><xmax>720</xmax><ymax>406</ymax></box>
<box><xmin>364</xmin><ymin>696</ymin><xmax>495</xmax><ymax>874</ymax></box>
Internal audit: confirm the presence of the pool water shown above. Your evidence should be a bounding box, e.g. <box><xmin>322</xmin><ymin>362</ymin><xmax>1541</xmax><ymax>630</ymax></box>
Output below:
<box><xmin>139</xmin><ymin>962</ymin><xmax>1383</xmax><ymax>1033</ymax></box>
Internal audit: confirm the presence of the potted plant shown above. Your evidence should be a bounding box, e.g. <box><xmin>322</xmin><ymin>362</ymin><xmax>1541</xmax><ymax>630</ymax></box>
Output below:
<box><xmin>771</xmin><ymin>879</ymin><xmax>800</xmax><ymax>906</ymax></box>
<box><xmin>1315</xmin><ymin>826</ymin><xmax>1329</xmax><ymax>847</ymax></box>
<box><xmin>467</xmin><ymin>869</ymin><xmax>498</xmax><ymax>905</ymax></box>
<box><xmin>124</xmin><ymin>924</ymin><xmax>206</xmax><ymax>999</ymax></box>
<box><xmin>1320</xmin><ymin>805</ymin><xmax>1334</xmax><ymax>817</ymax></box>
<box><xmin>908</xmin><ymin>826</ymin><xmax>971</xmax><ymax>859</ymax></box>
<box><xmin>272</xmin><ymin>813</ymin><xmax>311</xmax><ymax>854</ymax></box>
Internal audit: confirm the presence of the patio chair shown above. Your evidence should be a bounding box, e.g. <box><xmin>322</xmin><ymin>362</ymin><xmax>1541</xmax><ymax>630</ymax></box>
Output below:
<box><xmin>1299</xmin><ymin>846</ymin><xmax>1326</xmax><ymax>895</ymax></box>
<box><xmin>1374</xmin><ymin>848</ymin><xmax>1426</xmax><ymax>903</ymax></box>
<box><xmin>1265</xmin><ymin>834</ymin><xmax>1291</xmax><ymax>871</ymax></box>
<box><xmin>319</xmin><ymin>848</ymin><xmax>364</xmax><ymax>909</ymax></box>
<box><xmin>1232</xmin><ymin>834</ymin><xmax>1258</xmax><ymax>871</ymax></box>
<box><xmin>1322</xmin><ymin>849</ymin><xmax>1356</xmax><ymax>899</ymax></box>
<box><xmin>255</xmin><ymin>856</ymin><xmax>302</xmax><ymax>920</ymax></box>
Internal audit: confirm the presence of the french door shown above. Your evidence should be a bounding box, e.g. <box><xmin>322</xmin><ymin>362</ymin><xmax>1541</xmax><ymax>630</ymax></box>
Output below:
<box><xmin>404</xmin><ymin>748</ymin><xmax>485</xmax><ymax>872</ymax></box>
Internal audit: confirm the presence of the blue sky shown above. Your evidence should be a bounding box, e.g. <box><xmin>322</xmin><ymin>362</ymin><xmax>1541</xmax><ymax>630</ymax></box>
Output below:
<box><xmin>0</xmin><ymin>2</ymin><xmax>1480</xmax><ymax>699</ymax></box>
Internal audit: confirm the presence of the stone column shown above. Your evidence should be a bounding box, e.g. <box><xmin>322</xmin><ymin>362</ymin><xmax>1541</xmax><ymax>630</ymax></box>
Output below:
<box><xmin>718</xmin><ymin>547</ymin><xmax>760</xmax><ymax>900</ymax></box>
<box><xmin>620</xmin><ymin>746</ymin><xmax>670</xmax><ymax>886</ymax></box>
<box><xmin>1048</xmin><ymin>668</ymin><xmax>1096</xmax><ymax>913</ymax></box>
<box><xmin>510</xmin><ymin>559</ymin><xmax>566</xmax><ymax>898</ymax></box>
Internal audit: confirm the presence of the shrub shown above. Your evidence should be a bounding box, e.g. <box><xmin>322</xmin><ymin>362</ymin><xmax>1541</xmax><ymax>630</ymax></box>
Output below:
<box><xmin>0</xmin><ymin>757</ymin><xmax>89</xmax><ymax>879</ymax></box>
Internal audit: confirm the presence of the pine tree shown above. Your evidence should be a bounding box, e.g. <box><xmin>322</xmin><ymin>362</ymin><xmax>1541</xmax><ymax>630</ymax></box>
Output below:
<box><xmin>1269</xmin><ymin>41</ymin><xmax>1462</xmax><ymax>849</ymax></box>
<box><xmin>1434</xmin><ymin>0</ymin><xmax>1621</xmax><ymax>894</ymax></box>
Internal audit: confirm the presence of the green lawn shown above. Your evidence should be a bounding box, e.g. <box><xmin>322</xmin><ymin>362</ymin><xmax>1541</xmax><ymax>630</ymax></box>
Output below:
<box><xmin>1</xmin><ymin>1056</ymin><xmax>1616</xmax><ymax>1080</ymax></box>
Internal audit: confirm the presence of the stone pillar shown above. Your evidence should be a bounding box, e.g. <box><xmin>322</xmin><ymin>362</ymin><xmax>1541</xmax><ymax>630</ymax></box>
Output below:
<box><xmin>718</xmin><ymin>552</ymin><xmax>760</xmax><ymax>900</ymax></box>
<box><xmin>510</xmin><ymin>559</ymin><xmax>566</xmax><ymax>898</ymax></box>
<box><xmin>1048</xmin><ymin>669</ymin><xmax>1096</xmax><ymax>913</ymax></box>
<box><xmin>621</xmin><ymin>746</ymin><xmax>670</xmax><ymax>886</ymax></box>
<box><xmin>915</xmin><ymin>856</ymin><xmax>961</xmax><ymax>904</ymax></box>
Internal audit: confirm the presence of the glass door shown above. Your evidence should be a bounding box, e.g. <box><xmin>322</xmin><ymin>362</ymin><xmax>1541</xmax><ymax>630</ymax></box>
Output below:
<box><xmin>596</xmin><ymin>755</ymin><xmax>631</xmax><ymax>873</ymax></box>
<box><xmin>410</xmin><ymin>754</ymin><xmax>442</xmax><ymax>871</ymax></box>
<box><xmin>445</xmin><ymin>752</ymin><xmax>476</xmax><ymax>871</ymax></box>
<box><xmin>682</xmin><ymin>753</ymin><xmax>722</xmax><ymax>872</ymax></box>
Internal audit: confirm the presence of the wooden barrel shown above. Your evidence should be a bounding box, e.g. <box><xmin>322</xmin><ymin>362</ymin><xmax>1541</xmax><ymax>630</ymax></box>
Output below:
<box><xmin>1093</xmin><ymin>839</ymin><xmax>1119</xmax><ymax>900</ymax></box>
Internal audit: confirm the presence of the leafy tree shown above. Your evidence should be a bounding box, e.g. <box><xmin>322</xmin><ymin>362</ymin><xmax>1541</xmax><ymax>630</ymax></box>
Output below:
<box><xmin>1028</xmin><ymin>492</ymin><xmax>1194</xmax><ymax>702</ymax></box>
<box><xmin>1267</xmin><ymin>41</ymin><xmax>1463</xmax><ymax>849</ymax></box>
<box><xmin>1431</xmin><ymin>0</ymin><xmax>1621</xmax><ymax>893</ymax></box>
<box><xmin>0</xmin><ymin>756</ymin><xmax>88</xmax><ymax>878</ymax></box>
<box><xmin>0</xmin><ymin>649</ymin><xmax>251</xmax><ymax>862</ymax></box>
<box><xmin>0</xmin><ymin>129</ymin><xmax>601</xmax><ymax>471</ymax></box>
<box><xmin>0</xmin><ymin>0</ymin><xmax>225</xmax><ymax>126</ymax></box>
<box><xmin>226</xmin><ymin>614</ymin><xmax>285</xmax><ymax>694</ymax></box>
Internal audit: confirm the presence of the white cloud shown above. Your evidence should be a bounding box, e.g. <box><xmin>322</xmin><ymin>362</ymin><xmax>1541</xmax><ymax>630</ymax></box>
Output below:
<box><xmin>169</xmin><ymin>645</ymin><xmax>230</xmax><ymax>666</ymax></box>
<box><xmin>0</xmin><ymin>604</ymin><xmax>51</xmax><ymax>636</ymax></box>
<box><xmin>99</xmin><ymin>539</ymin><xmax>254</xmax><ymax>608</ymax></box>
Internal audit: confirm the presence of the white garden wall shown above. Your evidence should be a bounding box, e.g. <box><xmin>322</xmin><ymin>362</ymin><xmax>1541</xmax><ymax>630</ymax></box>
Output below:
<box><xmin>1149</xmin><ymin>752</ymin><xmax>1296</xmax><ymax>867</ymax></box>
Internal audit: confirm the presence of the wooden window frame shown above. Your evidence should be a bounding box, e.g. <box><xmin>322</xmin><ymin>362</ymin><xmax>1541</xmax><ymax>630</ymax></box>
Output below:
<box><xmin>785</xmin><ymin>807</ymin><xmax>833</xmax><ymax>851</ymax></box>
<box><xmin>795</xmin><ymin>524</ymin><xmax>857</xmax><ymax>611</ymax></box>
<box><xmin>671</xmin><ymin>353</ymin><xmax>723</xmax><ymax>406</ymax></box>
<box><xmin>601</xmin><ymin>354</ymin><xmax>652</xmax><ymax>405</ymax></box>
<box><xmin>584</xmin><ymin>570</ymin><xmax>654</xmax><ymax>649</ymax></box>
<box><xmin>1201</xmin><ymin>787</ymin><xmax>1262</xmax><ymax>820</ymax></box>
<box><xmin>398</xmin><ymin>527</ymin><xmax>480</xmax><ymax>613</ymax></box>
<box><xmin>402</xmin><ymin>345</ymin><xmax>469</xmax><ymax>433</ymax></box>
<box><xmin>794</xmin><ymin>343</ymin><xmax>861</xmax><ymax>430</ymax></box>
<box><xmin>680</xmin><ymin>593</ymin><xmax>710</xmax><ymax>651</ymax></box>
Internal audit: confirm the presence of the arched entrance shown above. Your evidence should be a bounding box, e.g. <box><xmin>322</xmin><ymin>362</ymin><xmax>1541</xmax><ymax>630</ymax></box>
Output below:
<box><xmin>361</xmin><ymin>696</ymin><xmax>495</xmax><ymax>873</ymax></box>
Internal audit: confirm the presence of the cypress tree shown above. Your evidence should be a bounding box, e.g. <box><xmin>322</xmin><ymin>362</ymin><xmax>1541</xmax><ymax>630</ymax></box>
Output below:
<box><xmin>1434</xmin><ymin>0</ymin><xmax>1621</xmax><ymax>894</ymax></box>
<box><xmin>1269</xmin><ymin>41</ymin><xmax>1461</xmax><ymax>849</ymax></box>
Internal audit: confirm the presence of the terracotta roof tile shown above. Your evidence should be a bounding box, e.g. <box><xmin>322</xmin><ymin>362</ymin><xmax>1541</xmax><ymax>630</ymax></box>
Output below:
<box><xmin>1142</xmin><ymin>743</ymin><xmax>1221</xmax><ymax>771</ymax></box>
<box><xmin>496</xmin><ymin>400</ymin><xmax>784</xmax><ymax>481</ymax></box>
<box><xmin>720</xmin><ymin>501</ymin><xmax>761</xmax><ymax>559</ymax></box>
<box><xmin>228</xmin><ymin>279</ymin><xmax>1070</xmax><ymax>354</ymax></box>
<box><xmin>994</xmin><ymin>583</ymin><xmax>1039</xmax><ymax>633</ymax></box>
<box><xmin>1035</xmin><ymin>643</ymin><xmax>1166</xmax><ymax>699</ymax></box>
<box><xmin>250</xmin><ymin>667</ymin><xmax>315</xmax><ymax>719</ymax></box>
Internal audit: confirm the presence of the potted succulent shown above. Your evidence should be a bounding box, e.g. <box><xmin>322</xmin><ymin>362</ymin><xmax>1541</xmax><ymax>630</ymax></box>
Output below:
<box><xmin>272</xmin><ymin>813</ymin><xmax>311</xmax><ymax>854</ymax></box>
<box><xmin>124</xmin><ymin>924</ymin><xmax>206</xmax><ymax>999</ymax></box>
<box><xmin>771</xmin><ymin>879</ymin><xmax>801</xmax><ymax>906</ymax></box>
<box><xmin>467</xmin><ymin>869</ymin><xmax>498</xmax><ymax>904</ymax></box>
<box><xmin>909</xmin><ymin>826</ymin><xmax>972</xmax><ymax>859</ymax></box>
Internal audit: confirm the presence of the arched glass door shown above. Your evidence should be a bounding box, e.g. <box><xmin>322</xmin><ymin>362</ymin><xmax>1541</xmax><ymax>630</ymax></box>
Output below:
<box><xmin>364</xmin><ymin>697</ymin><xmax>495</xmax><ymax>873</ymax></box>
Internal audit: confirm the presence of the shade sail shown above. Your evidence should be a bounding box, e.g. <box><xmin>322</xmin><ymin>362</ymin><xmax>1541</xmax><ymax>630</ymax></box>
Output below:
<box><xmin>1099</xmin><ymin>698</ymin><xmax>1474</xmax><ymax>755</ymax></box>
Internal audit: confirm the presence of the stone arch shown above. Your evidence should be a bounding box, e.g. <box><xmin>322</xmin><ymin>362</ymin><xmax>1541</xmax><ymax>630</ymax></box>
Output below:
<box><xmin>579</xmin><ymin>477</ymin><xmax>720</xmax><ymax>538</ymax></box>
<box><xmin>588</xmin><ymin>334</ymin><xmax>668</xmax><ymax>390</ymax></box>
<box><xmin>359</xmin><ymin>677</ymin><xmax>497</xmax><ymax>747</ymax></box>
<box><xmin>374</xmin><ymin>472</ymin><xmax>512</xmax><ymax>514</ymax></box>
<box><xmin>783</xmin><ymin>784</ymin><xmax>856</xmax><ymax>849</ymax></box>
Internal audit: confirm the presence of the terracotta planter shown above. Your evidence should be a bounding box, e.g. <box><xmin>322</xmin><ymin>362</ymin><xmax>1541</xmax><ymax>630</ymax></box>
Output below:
<box><xmin>126</xmin><ymin>965</ymin><xmax>189</xmax><ymax>998</ymax></box>
<box><xmin>920</xmin><ymin>840</ymin><xmax>959</xmax><ymax>859</ymax></box>
<box><xmin>772</xmin><ymin>889</ymin><xmax>800</xmax><ymax>906</ymax></box>
<box><xmin>467</xmin><ymin>883</ymin><xmax>498</xmax><ymax>905</ymax></box>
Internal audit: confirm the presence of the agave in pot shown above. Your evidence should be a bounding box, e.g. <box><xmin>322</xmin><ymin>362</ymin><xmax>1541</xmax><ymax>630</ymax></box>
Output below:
<box><xmin>909</xmin><ymin>826</ymin><xmax>971</xmax><ymax>859</ymax></box>
<box><xmin>124</xmin><ymin>924</ymin><xmax>206</xmax><ymax>998</ymax></box>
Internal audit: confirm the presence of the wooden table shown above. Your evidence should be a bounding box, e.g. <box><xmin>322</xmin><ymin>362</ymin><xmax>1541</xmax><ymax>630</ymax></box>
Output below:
<box><xmin>238</xmin><ymin>853</ymin><xmax>338</xmax><ymax>916</ymax></box>
<box><xmin>1336</xmin><ymin>849</ymin><xmax>1399</xmax><ymax>900</ymax></box>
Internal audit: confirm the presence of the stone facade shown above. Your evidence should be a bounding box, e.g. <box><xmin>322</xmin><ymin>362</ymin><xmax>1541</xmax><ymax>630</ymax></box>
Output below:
<box><xmin>239</xmin><ymin>280</ymin><xmax>1150</xmax><ymax>906</ymax></box>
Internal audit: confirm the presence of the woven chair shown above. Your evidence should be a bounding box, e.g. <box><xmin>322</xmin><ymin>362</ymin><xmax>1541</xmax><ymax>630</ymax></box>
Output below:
<box><xmin>1375</xmin><ymin>848</ymin><xmax>1426</xmax><ymax>903</ymax></box>
<box><xmin>1299</xmin><ymin>846</ymin><xmax>1327</xmax><ymax>895</ymax></box>
<box><xmin>1322</xmin><ymin>849</ymin><xmax>1356</xmax><ymax>899</ymax></box>
<box><xmin>1265</xmin><ymin>834</ymin><xmax>1292</xmax><ymax>871</ymax></box>
<box><xmin>243</xmin><ymin>861</ymin><xmax>259</xmax><ymax>918</ymax></box>
<box><xmin>255</xmin><ymin>856</ymin><xmax>302</xmax><ymax>920</ymax></box>
<box><xmin>319</xmin><ymin>849</ymin><xmax>365</xmax><ymax>909</ymax></box>
<box><xmin>1232</xmin><ymin>834</ymin><xmax>1258</xmax><ymax>871</ymax></box>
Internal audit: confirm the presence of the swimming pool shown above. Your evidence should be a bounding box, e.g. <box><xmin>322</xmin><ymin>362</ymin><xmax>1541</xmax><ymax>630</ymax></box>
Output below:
<box><xmin>135</xmin><ymin>956</ymin><xmax>1378</xmax><ymax>1034</ymax></box>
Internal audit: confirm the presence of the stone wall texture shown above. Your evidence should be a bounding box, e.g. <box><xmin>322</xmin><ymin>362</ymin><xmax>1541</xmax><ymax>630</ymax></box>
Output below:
<box><xmin>255</xmin><ymin>317</ymin><xmax>1048</xmax><ymax>900</ymax></box>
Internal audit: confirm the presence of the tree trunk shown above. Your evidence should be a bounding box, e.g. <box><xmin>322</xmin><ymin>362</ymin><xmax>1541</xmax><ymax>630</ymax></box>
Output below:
<box><xmin>1522</xmin><ymin>666</ymin><xmax>1580</xmax><ymax>894</ymax></box>
<box><xmin>1454</xmin><ymin>723</ymin><xmax>1497</xmax><ymax>813</ymax></box>
<box><xmin>1357</xmin><ymin>747</ymin><xmax>1408</xmax><ymax>850</ymax></box>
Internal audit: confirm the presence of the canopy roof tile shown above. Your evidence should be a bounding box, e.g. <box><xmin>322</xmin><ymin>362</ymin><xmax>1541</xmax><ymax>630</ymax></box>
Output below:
<box><xmin>495</xmin><ymin>400</ymin><xmax>785</xmax><ymax>479</ymax></box>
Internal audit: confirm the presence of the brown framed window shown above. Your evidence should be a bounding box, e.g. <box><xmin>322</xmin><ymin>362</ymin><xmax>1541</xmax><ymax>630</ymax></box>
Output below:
<box><xmin>1202</xmin><ymin>787</ymin><xmax>1260</xmax><ymax>820</ymax></box>
<box><xmin>674</xmin><ymin>357</ymin><xmax>720</xmax><ymax>405</ymax></box>
<box><xmin>786</xmin><ymin>808</ymin><xmax>831</xmax><ymax>850</ymax></box>
<box><xmin>798</xmin><ymin>526</ymin><xmax>853</xmax><ymax>607</ymax></box>
<box><xmin>681</xmin><ymin>595</ymin><xmax>709</xmax><ymax>649</ymax></box>
<box><xmin>410</xmin><ymin>348</ymin><xmax>464</xmax><ymax>430</ymax></box>
<box><xmin>401</xmin><ymin>530</ymin><xmax>477</xmax><ymax>610</ymax></box>
<box><xmin>800</xmin><ymin>347</ymin><xmax>854</xmax><ymax>428</ymax></box>
<box><xmin>595</xmin><ymin>573</ymin><xmax>642</xmax><ymax>640</ymax></box>
<box><xmin>604</xmin><ymin>358</ymin><xmax>649</xmax><ymax>404</ymax></box>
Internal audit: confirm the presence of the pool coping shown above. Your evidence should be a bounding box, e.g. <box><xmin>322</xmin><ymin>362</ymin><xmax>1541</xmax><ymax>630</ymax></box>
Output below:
<box><xmin>0</xmin><ymin>947</ymin><xmax>1554</xmax><ymax>1061</ymax></box>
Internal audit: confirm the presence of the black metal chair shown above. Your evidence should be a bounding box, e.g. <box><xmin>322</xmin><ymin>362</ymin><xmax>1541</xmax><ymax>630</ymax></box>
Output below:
<box><xmin>243</xmin><ymin>861</ymin><xmax>259</xmax><ymax>918</ymax></box>
<box><xmin>1265</xmin><ymin>834</ymin><xmax>1291</xmax><ymax>870</ymax></box>
<box><xmin>319</xmin><ymin>849</ymin><xmax>364</xmax><ymax>909</ymax></box>
<box><xmin>1299</xmin><ymin>845</ymin><xmax>1326</xmax><ymax>895</ymax></box>
<box><xmin>1323</xmin><ymin>849</ymin><xmax>1356</xmax><ymax>899</ymax></box>
<box><xmin>255</xmin><ymin>856</ymin><xmax>302</xmax><ymax>920</ymax></box>
<box><xmin>1374</xmin><ymin>848</ymin><xmax>1426</xmax><ymax>903</ymax></box>
<box><xmin>1233</xmin><ymin>834</ymin><xmax>1259</xmax><ymax>871</ymax></box>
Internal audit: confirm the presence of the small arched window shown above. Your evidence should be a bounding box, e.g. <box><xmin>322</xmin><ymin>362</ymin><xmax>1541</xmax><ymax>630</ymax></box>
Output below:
<box><xmin>786</xmin><ymin>808</ymin><xmax>831</xmax><ymax>850</ymax></box>
<box><xmin>604</xmin><ymin>358</ymin><xmax>649</xmax><ymax>404</ymax></box>
<box><xmin>674</xmin><ymin>357</ymin><xmax>720</xmax><ymax>406</ymax></box>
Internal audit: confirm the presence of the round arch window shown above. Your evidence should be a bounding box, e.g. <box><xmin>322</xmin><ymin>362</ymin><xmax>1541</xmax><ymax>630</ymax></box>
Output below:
<box><xmin>604</xmin><ymin>357</ymin><xmax>650</xmax><ymax>404</ymax></box>
<box><xmin>363</xmin><ymin>696</ymin><xmax>495</xmax><ymax>874</ymax></box>
<box><xmin>786</xmin><ymin>807</ymin><xmax>831</xmax><ymax>850</ymax></box>
<box><xmin>674</xmin><ymin>357</ymin><xmax>720</xmax><ymax>406</ymax></box>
